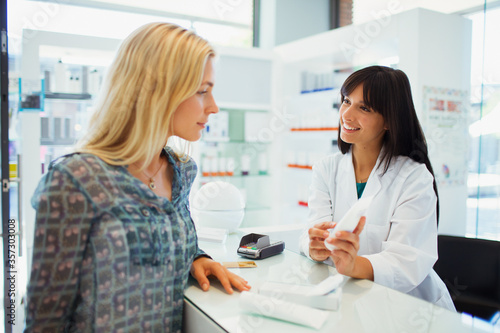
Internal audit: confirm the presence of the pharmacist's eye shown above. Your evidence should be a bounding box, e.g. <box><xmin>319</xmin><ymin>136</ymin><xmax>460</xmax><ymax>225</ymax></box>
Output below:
<box><xmin>360</xmin><ymin>106</ymin><xmax>370</xmax><ymax>112</ymax></box>
<box><xmin>343</xmin><ymin>99</ymin><xmax>351</xmax><ymax>105</ymax></box>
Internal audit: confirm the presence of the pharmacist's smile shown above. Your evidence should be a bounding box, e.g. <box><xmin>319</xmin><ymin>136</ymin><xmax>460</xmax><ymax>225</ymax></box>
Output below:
<box><xmin>342</xmin><ymin>122</ymin><xmax>360</xmax><ymax>132</ymax></box>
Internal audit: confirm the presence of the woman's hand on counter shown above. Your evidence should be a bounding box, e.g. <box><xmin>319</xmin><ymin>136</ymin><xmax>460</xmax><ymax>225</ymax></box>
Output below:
<box><xmin>191</xmin><ymin>256</ymin><xmax>251</xmax><ymax>294</ymax></box>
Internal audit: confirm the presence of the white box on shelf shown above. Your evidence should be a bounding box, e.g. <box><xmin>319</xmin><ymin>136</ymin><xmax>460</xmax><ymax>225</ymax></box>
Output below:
<box><xmin>203</xmin><ymin>110</ymin><xmax>229</xmax><ymax>142</ymax></box>
<box><xmin>244</xmin><ymin>112</ymin><xmax>271</xmax><ymax>142</ymax></box>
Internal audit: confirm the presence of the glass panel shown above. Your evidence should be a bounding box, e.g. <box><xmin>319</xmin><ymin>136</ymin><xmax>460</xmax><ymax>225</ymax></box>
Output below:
<box><xmin>8</xmin><ymin>0</ymin><xmax>254</xmax><ymax>48</ymax></box>
<box><xmin>193</xmin><ymin>21</ymin><xmax>253</xmax><ymax>48</ymax></box>
<box><xmin>65</xmin><ymin>0</ymin><xmax>254</xmax><ymax>25</ymax></box>
<box><xmin>8</xmin><ymin>1</ymin><xmax>191</xmax><ymax>42</ymax></box>
<box><xmin>466</xmin><ymin>4</ymin><xmax>500</xmax><ymax>240</ymax></box>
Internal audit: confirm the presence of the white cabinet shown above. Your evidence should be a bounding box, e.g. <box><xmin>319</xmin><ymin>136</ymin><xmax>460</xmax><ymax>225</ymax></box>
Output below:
<box><xmin>272</xmin><ymin>8</ymin><xmax>472</xmax><ymax>234</ymax></box>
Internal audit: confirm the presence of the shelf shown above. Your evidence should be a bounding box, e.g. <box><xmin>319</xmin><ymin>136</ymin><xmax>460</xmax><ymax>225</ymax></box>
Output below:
<box><xmin>300</xmin><ymin>87</ymin><xmax>334</xmax><ymax>94</ymax></box>
<box><xmin>19</xmin><ymin>108</ymin><xmax>43</xmax><ymax>112</ymax></box>
<box><xmin>200</xmin><ymin>173</ymin><xmax>271</xmax><ymax>180</ymax></box>
<box><xmin>217</xmin><ymin>102</ymin><xmax>271</xmax><ymax>112</ymax></box>
<box><xmin>41</xmin><ymin>138</ymin><xmax>77</xmax><ymax>146</ymax></box>
<box><xmin>287</xmin><ymin>165</ymin><xmax>312</xmax><ymax>170</ymax></box>
<box><xmin>290</xmin><ymin>127</ymin><xmax>338</xmax><ymax>132</ymax></box>
<box><xmin>45</xmin><ymin>92</ymin><xmax>92</xmax><ymax>100</ymax></box>
<box><xmin>202</xmin><ymin>139</ymin><xmax>271</xmax><ymax>144</ymax></box>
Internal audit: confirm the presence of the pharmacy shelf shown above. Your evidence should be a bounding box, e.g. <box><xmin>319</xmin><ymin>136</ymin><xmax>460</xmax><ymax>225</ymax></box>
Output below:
<box><xmin>274</xmin><ymin>8</ymin><xmax>472</xmax><ymax>233</ymax></box>
<box><xmin>287</xmin><ymin>165</ymin><xmax>313</xmax><ymax>170</ymax></box>
<box><xmin>45</xmin><ymin>92</ymin><xmax>92</xmax><ymax>100</ymax></box>
<box><xmin>217</xmin><ymin>102</ymin><xmax>271</xmax><ymax>112</ymax></box>
<box><xmin>199</xmin><ymin>174</ymin><xmax>271</xmax><ymax>180</ymax></box>
<box><xmin>290</xmin><ymin>127</ymin><xmax>338</xmax><ymax>132</ymax></box>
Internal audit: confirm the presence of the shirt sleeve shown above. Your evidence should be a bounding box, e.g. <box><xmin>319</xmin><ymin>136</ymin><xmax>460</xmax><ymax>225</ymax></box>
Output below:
<box><xmin>299</xmin><ymin>159</ymin><xmax>334</xmax><ymax>260</ymax></box>
<box><xmin>181</xmin><ymin>157</ymin><xmax>212</xmax><ymax>261</ymax></box>
<box><xmin>363</xmin><ymin>165</ymin><xmax>438</xmax><ymax>293</ymax></box>
<box><xmin>25</xmin><ymin>165</ymin><xmax>94</xmax><ymax>332</ymax></box>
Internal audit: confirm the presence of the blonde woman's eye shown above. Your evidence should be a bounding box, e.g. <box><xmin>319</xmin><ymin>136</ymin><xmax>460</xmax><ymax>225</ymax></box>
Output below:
<box><xmin>198</xmin><ymin>90</ymin><xmax>208</xmax><ymax>95</ymax></box>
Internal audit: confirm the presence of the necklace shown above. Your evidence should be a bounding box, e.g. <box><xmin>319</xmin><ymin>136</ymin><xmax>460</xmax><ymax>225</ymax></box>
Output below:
<box><xmin>137</xmin><ymin>158</ymin><xmax>165</xmax><ymax>190</ymax></box>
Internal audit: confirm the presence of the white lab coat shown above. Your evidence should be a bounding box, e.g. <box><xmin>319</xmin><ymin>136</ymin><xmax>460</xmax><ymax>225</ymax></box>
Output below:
<box><xmin>299</xmin><ymin>150</ymin><xmax>456</xmax><ymax>311</ymax></box>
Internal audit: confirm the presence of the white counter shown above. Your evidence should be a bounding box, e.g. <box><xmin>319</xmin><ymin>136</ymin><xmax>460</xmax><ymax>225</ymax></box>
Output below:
<box><xmin>184</xmin><ymin>233</ymin><xmax>494</xmax><ymax>333</ymax></box>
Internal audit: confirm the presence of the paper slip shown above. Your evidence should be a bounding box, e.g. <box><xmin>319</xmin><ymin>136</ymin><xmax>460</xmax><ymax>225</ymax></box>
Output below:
<box><xmin>222</xmin><ymin>261</ymin><xmax>257</xmax><ymax>268</ymax></box>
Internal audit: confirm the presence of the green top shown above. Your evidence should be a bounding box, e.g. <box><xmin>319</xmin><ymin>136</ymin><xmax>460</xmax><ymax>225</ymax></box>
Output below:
<box><xmin>356</xmin><ymin>182</ymin><xmax>367</xmax><ymax>198</ymax></box>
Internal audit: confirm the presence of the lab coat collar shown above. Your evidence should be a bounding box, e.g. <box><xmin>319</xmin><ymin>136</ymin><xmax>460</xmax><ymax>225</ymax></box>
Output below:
<box><xmin>339</xmin><ymin>147</ymin><xmax>390</xmax><ymax>208</ymax></box>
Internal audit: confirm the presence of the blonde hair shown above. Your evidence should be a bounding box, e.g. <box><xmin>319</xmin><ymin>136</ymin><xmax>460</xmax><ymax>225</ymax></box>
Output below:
<box><xmin>76</xmin><ymin>22</ymin><xmax>215</xmax><ymax>167</ymax></box>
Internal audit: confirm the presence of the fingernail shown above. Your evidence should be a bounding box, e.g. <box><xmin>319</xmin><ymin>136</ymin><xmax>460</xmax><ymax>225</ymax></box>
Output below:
<box><xmin>323</xmin><ymin>232</ymin><xmax>330</xmax><ymax>237</ymax></box>
<box><xmin>202</xmin><ymin>283</ymin><xmax>208</xmax><ymax>291</ymax></box>
<box><xmin>335</xmin><ymin>231</ymin><xmax>341</xmax><ymax>237</ymax></box>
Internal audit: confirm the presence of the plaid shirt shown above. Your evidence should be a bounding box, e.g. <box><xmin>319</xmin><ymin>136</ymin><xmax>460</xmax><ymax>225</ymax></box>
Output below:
<box><xmin>26</xmin><ymin>147</ymin><xmax>204</xmax><ymax>333</ymax></box>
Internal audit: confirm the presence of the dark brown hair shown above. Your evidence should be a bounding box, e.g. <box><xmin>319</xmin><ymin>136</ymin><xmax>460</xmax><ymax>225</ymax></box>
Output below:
<box><xmin>338</xmin><ymin>66</ymin><xmax>439</xmax><ymax>222</ymax></box>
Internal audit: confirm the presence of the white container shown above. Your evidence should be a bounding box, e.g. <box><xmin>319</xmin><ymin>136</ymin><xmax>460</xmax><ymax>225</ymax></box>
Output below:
<box><xmin>210</xmin><ymin>157</ymin><xmax>218</xmax><ymax>176</ymax></box>
<box><xmin>203</xmin><ymin>110</ymin><xmax>229</xmax><ymax>142</ymax></box>
<box><xmin>201</xmin><ymin>157</ymin><xmax>212</xmax><ymax>177</ymax></box>
<box><xmin>54</xmin><ymin>59</ymin><xmax>66</xmax><ymax>92</ymax></box>
<box><xmin>244</xmin><ymin>112</ymin><xmax>271</xmax><ymax>142</ymax></box>
<box><xmin>241</xmin><ymin>154</ymin><xmax>251</xmax><ymax>176</ymax></box>
<box><xmin>218</xmin><ymin>157</ymin><xmax>227</xmax><ymax>176</ymax></box>
<box><xmin>226</xmin><ymin>157</ymin><xmax>235</xmax><ymax>176</ymax></box>
<box><xmin>258</xmin><ymin>152</ymin><xmax>267</xmax><ymax>175</ymax></box>
<box><xmin>190</xmin><ymin>181</ymin><xmax>246</xmax><ymax>233</ymax></box>
<box><xmin>88</xmin><ymin>69</ymin><xmax>101</xmax><ymax>96</ymax></box>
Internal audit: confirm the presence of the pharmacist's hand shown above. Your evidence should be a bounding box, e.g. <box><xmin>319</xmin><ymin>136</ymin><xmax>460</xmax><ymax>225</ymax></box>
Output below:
<box><xmin>308</xmin><ymin>221</ymin><xmax>337</xmax><ymax>262</ymax></box>
<box><xmin>191</xmin><ymin>257</ymin><xmax>251</xmax><ymax>294</ymax></box>
<box><xmin>326</xmin><ymin>217</ymin><xmax>367</xmax><ymax>277</ymax></box>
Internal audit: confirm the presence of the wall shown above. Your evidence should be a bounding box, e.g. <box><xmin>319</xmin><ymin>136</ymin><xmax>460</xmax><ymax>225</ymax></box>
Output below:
<box><xmin>259</xmin><ymin>0</ymin><xmax>330</xmax><ymax>49</ymax></box>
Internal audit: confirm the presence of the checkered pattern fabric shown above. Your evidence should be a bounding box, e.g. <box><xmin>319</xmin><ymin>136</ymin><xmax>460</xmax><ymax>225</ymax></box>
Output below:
<box><xmin>26</xmin><ymin>147</ymin><xmax>203</xmax><ymax>333</ymax></box>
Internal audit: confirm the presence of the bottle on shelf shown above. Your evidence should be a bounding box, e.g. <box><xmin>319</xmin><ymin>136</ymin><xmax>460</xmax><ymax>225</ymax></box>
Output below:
<box><xmin>88</xmin><ymin>69</ymin><xmax>102</xmax><ymax>96</ymax></box>
<box><xmin>241</xmin><ymin>154</ymin><xmax>251</xmax><ymax>176</ymax></box>
<box><xmin>201</xmin><ymin>155</ymin><xmax>236</xmax><ymax>178</ymax></box>
<box><xmin>54</xmin><ymin>59</ymin><xmax>67</xmax><ymax>93</ymax></box>
<box><xmin>227</xmin><ymin>157</ymin><xmax>235</xmax><ymax>176</ymax></box>
<box><xmin>258</xmin><ymin>153</ymin><xmax>268</xmax><ymax>175</ymax></box>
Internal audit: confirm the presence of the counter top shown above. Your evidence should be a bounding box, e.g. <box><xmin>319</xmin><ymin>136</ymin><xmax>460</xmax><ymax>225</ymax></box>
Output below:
<box><xmin>184</xmin><ymin>233</ymin><xmax>494</xmax><ymax>332</ymax></box>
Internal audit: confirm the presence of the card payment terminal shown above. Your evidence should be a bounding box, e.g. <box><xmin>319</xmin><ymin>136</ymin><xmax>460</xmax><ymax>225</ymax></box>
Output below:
<box><xmin>237</xmin><ymin>233</ymin><xmax>285</xmax><ymax>260</ymax></box>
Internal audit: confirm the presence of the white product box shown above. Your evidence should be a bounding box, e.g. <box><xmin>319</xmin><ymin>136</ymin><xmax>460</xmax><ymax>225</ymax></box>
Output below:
<box><xmin>258</xmin><ymin>281</ymin><xmax>342</xmax><ymax>311</ymax></box>
<box><xmin>244</xmin><ymin>112</ymin><xmax>271</xmax><ymax>142</ymax></box>
<box><xmin>203</xmin><ymin>110</ymin><xmax>229</xmax><ymax>142</ymax></box>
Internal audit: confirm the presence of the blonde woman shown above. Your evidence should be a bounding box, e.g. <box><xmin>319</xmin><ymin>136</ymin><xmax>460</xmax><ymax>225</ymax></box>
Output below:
<box><xmin>25</xmin><ymin>23</ymin><xmax>250</xmax><ymax>332</ymax></box>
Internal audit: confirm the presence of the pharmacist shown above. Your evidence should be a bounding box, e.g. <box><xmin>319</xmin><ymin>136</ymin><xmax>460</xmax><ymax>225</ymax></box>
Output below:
<box><xmin>300</xmin><ymin>66</ymin><xmax>455</xmax><ymax>311</ymax></box>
